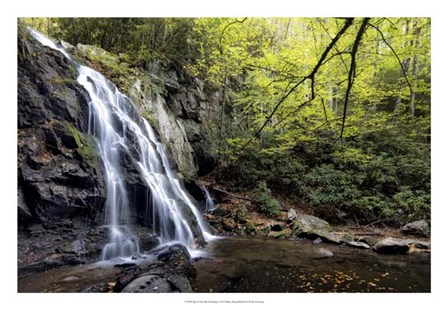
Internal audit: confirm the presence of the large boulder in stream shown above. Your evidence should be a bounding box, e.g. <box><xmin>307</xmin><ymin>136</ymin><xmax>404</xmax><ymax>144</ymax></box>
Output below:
<box><xmin>401</xmin><ymin>220</ymin><xmax>430</xmax><ymax>238</ymax></box>
<box><xmin>373</xmin><ymin>237</ymin><xmax>431</xmax><ymax>254</ymax></box>
<box><xmin>291</xmin><ymin>214</ymin><xmax>340</xmax><ymax>244</ymax></box>
<box><xmin>116</xmin><ymin>244</ymin><xmax>194</xmax><ymax>293</ymax></box>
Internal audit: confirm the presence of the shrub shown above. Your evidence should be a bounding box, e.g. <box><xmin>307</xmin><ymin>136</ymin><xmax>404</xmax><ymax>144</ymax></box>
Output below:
<box><xmin>253</xmin><ymin>181</ymin><xmax>280</xmax><ymax>216</ymax></box>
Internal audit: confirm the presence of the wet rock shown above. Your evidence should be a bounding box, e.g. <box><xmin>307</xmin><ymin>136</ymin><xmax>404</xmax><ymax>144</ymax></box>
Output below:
<box><xmin>167</xmin><ymin>275</ymin><xmax>193</xmax><ymax>292</ymax></box>
<box><xmin>157</xmin><ymin>244</ymin><xmax>191</xmax><ymax>274</ymax></box>
<box><xmin>344</xmin><ymin>241</ymin><xmax>370</xmax><ymax>249</ymax></box>
<box><xmin>407</xmin><ymin>239</ymin><xmax>431</xmax><ymax>250</ymax></box>
<box><xmin>268</xmin><ymin>228</ymin><xmax>292</xmax><ymax>239</ymax></box>
<box><xmin>18</xmin><ymin>29</ymin><xmax>107</xmax><ymax>269</ymax></box>
<box><xmin>44</xmin><ymin>253</ymin><xmax>85</xmax><ymax>268</ymax></box>
<box><xmin>341</xmin><ymin>233</ymin><xmax>355</xmax><ymax>243</ymax></box>
<box><xmin>287</xmin><ymin>208</ymin><xmax>297</xmax><ymax>223</ymax></box>
<box><xmin>121</xmin><ymin>275</ymin><xmax>173</xmax><ymax>293</ymax></box>
<box><xmin>313</xmin><ymin>237</ymin><xmax>323</xmax><ymax>244</ymax></box>
<box><xmin>402</xmin><ymin>220</ymin><xmax>430</xmax><ymax>238</ymax></box>
<box><xmin>270</xmin><ymin>223</ymin><xmax>283</xmax><ymax>232</ymax></box>
<box><xmin>358</xmin><ymin>236</ymin><xmax>379</xmax><ymax>247</ymax></box>
<box><xmin>313</xmin><ymin>248</ymin><xmax>334</xmax><ymax>259</ymax></box>
<box><xmin>373</xmin><ymin>238</ymin><xmax>410</xmax><ymax>254</ymax></box>
<box><xmin>291</xmin><ymin>214</ymin><xmax>340</xmax><ymax>244</ymax></box>
<box><xmin>57</xmin><ymin>40</ymin><xmax>75</xmax><ymax>53</ymax></box>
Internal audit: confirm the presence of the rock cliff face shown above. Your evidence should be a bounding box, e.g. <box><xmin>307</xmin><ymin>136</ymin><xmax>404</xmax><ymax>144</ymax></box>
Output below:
<box><xmin>76</xmin><ymin>44</ymin><xmax>219</xmax><ymax>180</ymax></box>
<box><xmin>18</xmin><ymin>30</ymin><xmax>108</xmax><ymax>271</ymax></box>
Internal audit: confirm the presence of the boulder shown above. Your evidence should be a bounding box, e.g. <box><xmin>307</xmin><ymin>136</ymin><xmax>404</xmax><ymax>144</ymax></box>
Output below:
<box><xmin>357</xmin><ymin>236</ymin><xmax>379</xmax><ymax>247</ymax></box>
<box><xmin>291</xmin><ymin>214</ymin><xmax>340</xmax><ymax>244</ymax></box>
<box><xmin>344</xmin><ymin>241</ymin><xmax>371</xmax><ymax>249</ymax></box>
<box><xmin>270</xmin><ymin>223</ymin><xmax>283</xmax><ymax>232</ymax></box>
<box><xmin>166</xmin><ymin>275</ymin><xmax>193</xmax><ymax>292</ymax></box>
<box><xmin>313</xmin><ymin>248</ymin><xmax>334</xmax><ymax>259</ymax></box>
<box><xmin>287</xmin><ymin>208</ymin><xmax>297</xmax><ymax>223</ymax></box>
<box><xmin>341</xmin><ymin>233</ymin><xmax>355</xmax><ymax>243</ymax></box>
<box><xmin>402</xmin><ymin>220</ymin><xmax>430</xmax><ymax>238</ymax></box>
<box><xmin>268</xmin><ymin>228</ymin><xmax>292</xmax><ymax>239</ymax></box>
<box><xmin>313</xmin><ymin>237</ymin><xmax>323</xmax><ymax>244</ymax></box>
<box><xmin>121</xmin><ymin>275</ymin><xmax>172</xmax><ymax>293</ymax></box>
<box><xmin>373</xmin><ymin>237</ymin><xmax>410</xmax><ymax>254</ymax></box>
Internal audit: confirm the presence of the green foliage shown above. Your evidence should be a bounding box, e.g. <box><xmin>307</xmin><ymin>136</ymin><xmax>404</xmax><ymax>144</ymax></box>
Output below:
<box><xmin>253</xmin><ymin>181</ymin><xmax>280</xmax><ymax>216</ymax></box>
<box><xmin>76</xmin><ymin>44</ymin><xmax>139</xmax><ymax>94</ymax></box>
<box><xmin>21</xmin><ymin>17</ymin><xmax>430</xmax><ymax>224</ymax></box>
<box><xmin>66</xmin><ymin>123</ymin><xmax>98</xmax><ymax>167</ymax></box>
<box><xmin>234</xmin><ymin>206</ymin><xmax>249</xmax><ymax>224</ymax></box>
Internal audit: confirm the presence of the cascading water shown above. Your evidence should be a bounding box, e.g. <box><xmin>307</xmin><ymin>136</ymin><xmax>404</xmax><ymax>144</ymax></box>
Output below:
<box><xmin>202</xmin><ymin>186</ymin><xmax>216</xmax><ymax>212</ymax></box>
<box><xmin>29</xmin><ymin>29</ymin><xmax>214</xmax><ymax>259</ymax></box>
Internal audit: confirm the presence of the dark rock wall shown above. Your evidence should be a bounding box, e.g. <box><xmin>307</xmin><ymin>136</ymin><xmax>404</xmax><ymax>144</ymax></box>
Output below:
<box><xmin>18</xmin><ymin>30</ymin><xmax>107</xmax><ymax>269</ymax></box>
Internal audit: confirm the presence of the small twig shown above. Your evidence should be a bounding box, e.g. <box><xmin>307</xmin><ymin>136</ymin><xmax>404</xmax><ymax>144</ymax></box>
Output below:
<box><xmin>363</xmin><ymin>218</ymin><xmax>396</xmax><ymax>228</ymax></box>
<box><xmin>212</xmin><ymin>187</ymin><xmax>254</xmax><ymax>202</ymax></box>
<box><xmin>368</xmin><ymin>22</ymin><xmax>413</xmax><ymax>96</ymax></box>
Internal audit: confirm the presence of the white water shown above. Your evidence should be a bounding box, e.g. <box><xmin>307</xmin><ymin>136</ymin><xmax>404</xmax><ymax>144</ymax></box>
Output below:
<box><xmin>29</xmin><ymin>29</ymin><xmax>215</xmax><ymax>259</ymax></box>
<box><xmin>202</xmin><ymin>185</ymin><xmax>216</xmax><ymax>212</ymax></box>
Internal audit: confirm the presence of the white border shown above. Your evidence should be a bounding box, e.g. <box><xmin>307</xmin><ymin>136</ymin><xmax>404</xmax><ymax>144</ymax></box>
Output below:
<box><xmin>1</xmin><ymin>1</ymin><xmax>446</xmax><ymax>309</ymax></box>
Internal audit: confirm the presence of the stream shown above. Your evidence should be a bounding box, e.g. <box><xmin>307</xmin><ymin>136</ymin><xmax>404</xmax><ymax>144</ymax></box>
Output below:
<box><xmin>18</xmin><ymin>236</ymin><xmax>430</xmax><ymax>293</ymax></box>
<box><xmin>193</xmin><ymin>236</ymin><xmax>430</xmax><ymax>292</ymax></box>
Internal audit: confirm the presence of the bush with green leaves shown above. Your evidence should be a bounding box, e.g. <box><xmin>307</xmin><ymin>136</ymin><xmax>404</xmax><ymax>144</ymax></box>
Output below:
<box><xmin>253</xmin><ymin>181</ymin><xmax>280</xmax><ymax>216</ymax></box>
<box><xmin>220</xmin><ymin>128</ymin><xmax>430</xmax><ymax>224</ymax></box>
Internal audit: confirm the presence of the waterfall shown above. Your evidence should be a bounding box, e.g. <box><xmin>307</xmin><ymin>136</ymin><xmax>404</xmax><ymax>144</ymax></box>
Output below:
<box><xmin>202</xmin><ymin>186</ymin><xmax>216</xmax><ymax>212</ymax></box>
<box><xmin>29</xmin><ymin>29</ymin><xmax>214</xmax><ymax>259</ymax></box>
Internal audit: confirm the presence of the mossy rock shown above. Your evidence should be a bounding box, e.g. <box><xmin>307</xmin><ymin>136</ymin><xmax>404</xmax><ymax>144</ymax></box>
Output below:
<box><xmin>76</xmin><ymin>44</ymin><xmax>139</xmax><ymax>95</ymax></box>
<box><xmin>65</xmin><ymin>122</ymin><xmax>98</xmax><ymax>168</ymax></box>
<box><xmin>268</xmin><ymin>228</ymin><xmax>292</xmax><ymax>239</ymax></box>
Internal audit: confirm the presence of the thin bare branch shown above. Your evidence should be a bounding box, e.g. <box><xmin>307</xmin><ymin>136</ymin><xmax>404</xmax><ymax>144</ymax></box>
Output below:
<box><xmin>368</xmin><ymin>22</ymin><xmax>413</xmax><ymax>96</ymax></box>
<box><xmin>241</xmin><ymin>18</ymin><xmax>355</xmax><ymax>150</ymax></box>
<box><xmin>339</xmin><ymin>18</ymin><xmax>370</xmax><ymax>141</ymax></box>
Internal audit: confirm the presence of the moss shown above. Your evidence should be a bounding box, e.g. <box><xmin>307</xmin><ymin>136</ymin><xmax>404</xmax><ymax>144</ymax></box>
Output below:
<box><xmin>245</xmin><ymin>221</ymin><xmax>257</xmax><ymax>234</ymax></box>
<box><xmin>66</xmin><ymin>123</ymin><xmax>98</xmax><ymax>168</ymax></box>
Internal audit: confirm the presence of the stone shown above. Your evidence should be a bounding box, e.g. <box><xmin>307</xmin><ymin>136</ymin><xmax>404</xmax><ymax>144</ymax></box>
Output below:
<box><xmin>270</xmin><ymin>223</ymin><xmax>283</xmax><ymax>231</ymax></box>
<box><xmin>373</xmin><ymin>237</ymin><xmax>410</xmax><ymax>254</ymax></box>
<box><xmin>121</xmin><ymin>275</ymin><xmax>172</xmax><ymax>293</ymax></box>
<box><xmin>313</xmin><ymin>237</ymin><xmax>323</xmax><ymax>244</ymax></box>
<box><xmin>166</xmin><ymin>275</ymin><xmax>193</xmax><ymax>292</ymax></box>
<box><xmin>57</xmin><ymin>40</ymin><xmax>75</xmax><ymax>52</ymax></box>
<box><xmin>406</xmin><ymin>239</ymin><xmax>431</xmax><ymax>250</ymax></box>
<box><xmin>287</xmin><ymin>208</ymin><xmax>297</xmax><ymax>222</ymax></box>
<box><xmin>291</xmin><ymin>214</ymin><xmax>340</xmax><ymax>244</ymax></box>
<box><xmin>313</xmin><ymin>248</ymin><xmax>334</xmax><ymax>259</ymax></box>
<box><xmin>268</xmin><ymin>228</ymin><xmax>292</xmax><ymax>239</ymax></box>
<box><xmin>341</xmin><ymin>233</ymin><xmax>355</xmax><ymax>243</ymax></box>
<box><xmin>157</xmin><ymin>244</ymin><xmax>191</xmax><ymax>274</ymax></box>
<box><xmin>345</xmin><ymin>241</ymin><xmax>371</xmax><ymax>249</ymax></box>
<box><xmin>358</xmin><ymin>236</ymin><xmax>379</xmax><ymax>247</ymax></box>
<box><xmin>402</xmin><ymin>220</ymin><xmax>430</xmax><ymax>238</ymax></box>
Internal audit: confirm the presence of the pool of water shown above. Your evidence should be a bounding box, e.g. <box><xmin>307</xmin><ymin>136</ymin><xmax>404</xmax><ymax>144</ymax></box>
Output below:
<box><xmin>18</xmin><ymin>236</ymin><xmax>430</xmax><ymax>293</ymax></box>
<box><xmin>192</xmin><ymin>236</ymin><xmax>430</xmax><ymax>293</ymax></box>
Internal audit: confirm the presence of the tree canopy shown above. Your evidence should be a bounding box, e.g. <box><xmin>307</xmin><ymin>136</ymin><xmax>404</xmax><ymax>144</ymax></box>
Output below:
<box><xmin>22</xmin><ymin>17</ymin><xmax>431</xmax><ymax>223</ymax></box>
